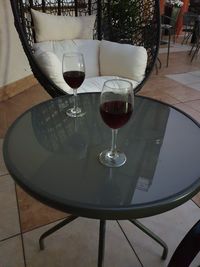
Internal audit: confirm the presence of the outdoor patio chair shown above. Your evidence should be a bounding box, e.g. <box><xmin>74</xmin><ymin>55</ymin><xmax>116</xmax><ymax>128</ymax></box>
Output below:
<box><xmin>160</xmin><ymin>7</ymin><xmax>181</xmax><ymax>68</ymax></box>
<box><xmin>168</xmin><ymin>219</ymin><xmax>200</xmax><ymax>267</ymax></box>
<box><xmin>189</xmin><ymin>16</ymin><xmax>200</xmax><ymax>62</ymax></box>
<box><xmin>182</xmin><ymin>12</ymin><xmax>196</xmax><ymax>45</ymax></box>
<box><xmin>10</xmin><ymin>0</ymin><xmax>161</xmax><ymax>98</ymax></box>
<box><xmin>161</xmin><ymin>5</ymin><xmax>181</xmax><ymax>44</ymax></box>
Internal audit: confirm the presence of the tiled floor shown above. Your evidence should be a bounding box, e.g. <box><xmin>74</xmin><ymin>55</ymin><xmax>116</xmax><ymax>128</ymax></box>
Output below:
<box><xmin>159</xmin><ymin>42</ymin><xmax>191</xmax><ymax>54</ymax></box>
<box><xmin>166</xmin><ymin>71</ymin><xmax>200</xmax><ymax>91</ymax></box>
<box><xmin>0</xmin><ymin>50</ymin><xmax>200</xmax><ymax>266</ymax></box>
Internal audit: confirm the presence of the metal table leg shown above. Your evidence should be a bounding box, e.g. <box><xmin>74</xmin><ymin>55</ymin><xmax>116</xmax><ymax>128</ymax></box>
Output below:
<box><xmin>98</xmin><ymin>220</ymin><xmax>106</xmax><ymax>267</ymax></box>
<box><xmin>129</xmin><ymin>219</ymin><xmax>168</xmax><ymax>260</ymax></box>
<box><xmin>39</xmin><ymin>215</ymin><xmax>78</xmax><ymax>250</ymax></box>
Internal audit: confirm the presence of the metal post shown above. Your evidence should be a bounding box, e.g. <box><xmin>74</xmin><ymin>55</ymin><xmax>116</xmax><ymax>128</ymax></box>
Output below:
<box><xmin>98</xmin><ymin>220</ymin><xmax>106</xmax><ymax>267</ymax></box>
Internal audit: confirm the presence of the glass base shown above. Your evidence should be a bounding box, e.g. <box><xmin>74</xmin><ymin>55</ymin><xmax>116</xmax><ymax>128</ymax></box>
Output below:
<box><xmin>99</xmin><ymin>149</ymin><xmax>126</xmax><ymax>168</ymax></box>
<box><xmin>66</xmin><ymin>107</ymin><xmax>85</xmax><ymax>118</ymax></box>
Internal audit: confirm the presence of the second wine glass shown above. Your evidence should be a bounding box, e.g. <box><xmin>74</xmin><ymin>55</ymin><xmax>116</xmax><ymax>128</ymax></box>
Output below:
<box><xmin>62</xmin><ymin>52</ymin><xmax>85</xmax><ymax>117</ymax></box>
<box><xmin>99</xmin><ymin>79</ymin><xmax>134</xmax><ymax>167</ymax></box>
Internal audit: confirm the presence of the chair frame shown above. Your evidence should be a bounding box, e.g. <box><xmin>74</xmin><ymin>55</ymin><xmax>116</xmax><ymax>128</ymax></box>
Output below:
<box><xmin>168</xmin><ymin>219</ymin><xmax>200</xmax><ymax>267</ymax></box>
<box><xmin>10</xmin><ymin>0</ymin><xmax>161</xmax><ymax>97</ymax></box>
<box><xmin>189</xmin><ymin>17</ymin><xmax>200</xmax><ymax>62</ymax></box>
<box><xmin>182</xmin><ymin>12</ymin><xmax>197</xmax><ymax>45</ymax></box>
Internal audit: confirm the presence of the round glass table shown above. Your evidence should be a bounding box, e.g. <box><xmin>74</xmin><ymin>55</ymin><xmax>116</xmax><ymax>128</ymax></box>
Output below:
<box><xmin>3</xmin><ymin>93</ymin><xmax>200</xmax><ymax>266</ymax></box>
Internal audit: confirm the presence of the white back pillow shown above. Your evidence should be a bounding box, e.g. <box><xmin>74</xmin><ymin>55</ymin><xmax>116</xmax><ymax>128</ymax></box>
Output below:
<box><xmin>34</xmin><ymin>49</ymin><xmax>72</xmax><ymax>94</ymax></box>
<box><xmin>100</xmin><ymin>40</ymin><xmax>147</xmax><ymax>83</ymax></box>
<box><xmin>31</xmin><ymin>9</ymin><xmax>96</xmax><ymax>42</ymax></box>
<box><xmin>33</xmin><ymin>39</ymin><xmax>100</xmax><ymax>78</ymax></box>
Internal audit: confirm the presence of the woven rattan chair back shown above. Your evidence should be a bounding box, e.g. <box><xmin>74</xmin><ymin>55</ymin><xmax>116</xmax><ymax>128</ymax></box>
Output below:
<box><xmin>10</xmin><ymin>0</ymin><xmax>160</xmax><ymax>97</ymax></box>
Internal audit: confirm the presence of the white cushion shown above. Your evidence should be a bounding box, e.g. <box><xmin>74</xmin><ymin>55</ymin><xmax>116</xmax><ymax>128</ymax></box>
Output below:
<box><xmin>100</xmin><ymin>40</ymin><xmax>147</xmax><ymax>83</ymax></box>
<box><xmin>31</xmin><ymin>9</ymin><xmax>96</xmax><ymax>42</ymax></box>
<box><xmin>34</xmin><ymin>49</ymin><xmax>72</xmax><ymax>94</ymax></box>
<box><xmin>33</xmin><ymin>39</ymin><xmax>143</xmax><ymax>94</ymax></box>
<box><xmin>34</xmin><ymin>40</ymin><xmax>77</xmax><ymax>61</ymax></box>
<box><xmin>73</xmin><ymin>40</ymin><xmax>100</xmax><ymax>78</ymax></box>
<box><xmin>33</xmin><ymin>39</ymin><xmax>100</xmax><ymax>78</ymax></box>
<box><xmin>34</xmin><ymin>48</ymin><xmax>138</xmax><ymax>94</ymax></box>
<box><xmin>80</xmin><ymin>76</ymin><xmax>139</xmax><ymax>94</ymax></box>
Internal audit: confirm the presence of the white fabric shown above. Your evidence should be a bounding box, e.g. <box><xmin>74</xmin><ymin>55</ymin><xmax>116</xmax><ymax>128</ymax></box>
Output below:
<box><xmin>79</xmin><ymin>76</ymin><xmax>138</xmax><ymax>94</ymax></box>
<box><xmin>73</xmin><ymin>40</ymin><xmax>100</xmax><ymax>78</ymax></box>
<box><xmin>34</xmin><ymin>48</ymin><xmax>138</xmax><ymax>94</ymax></box>
<box><xmin>34</xmin><ymin>39</ymin><xmax>100</xmax><ymax>78</ymax></box>
<box><xmin>31</xmin><ymin>9</ymin><xmax>96</xmax><ymax>42</ymax></box>
<box><xmin>33</xmin><ymin>39</ymin><xmax>144</xmax><ymax>95</ymax></box>
<box><xmin>100</xmin><ymin>40</ymin><xmax>147</xmax><ymax>83</ymax></box>
<box><xmin>34</xmin><ymin>49</ymin><xmax>72</xmax><ymax>94</ymax></box>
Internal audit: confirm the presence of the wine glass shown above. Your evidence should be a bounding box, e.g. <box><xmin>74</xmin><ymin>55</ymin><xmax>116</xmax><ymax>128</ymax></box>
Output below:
<box><xmin>99</xmin><ymin>79</ymin><xmax>134</xmax><ymax>167</ymax></box>
<box><xmin>62</xmin><ymin>52</ymin><xmax>85</xmax><ymax>117</ymax></box>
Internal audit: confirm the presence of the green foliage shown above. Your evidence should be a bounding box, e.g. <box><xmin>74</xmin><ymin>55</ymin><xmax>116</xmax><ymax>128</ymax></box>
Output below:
<box><xmin>104</xmin><ymin>0</ymin><xmax>138</xmax><ymax>42</ymax></box>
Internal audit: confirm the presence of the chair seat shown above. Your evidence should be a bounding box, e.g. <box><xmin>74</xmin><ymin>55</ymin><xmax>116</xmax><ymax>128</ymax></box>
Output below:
<box><xmin>34</xmin><ymin>39</ymin><xmax>145</xmax><ymax>94</ymax></box>
<box><xmin>78</xmin><ymin>76</ymin><xmax>139</xmax><ymax>95</ymax></box>
<box><xmin>183</xmin><ymin>28</ymin><xmax>193</xmax><ymax>33</ymax></box>
<box><xmin>161</xmin><ymin>24</ymin><xmax>173</xmax><ymax>30</ymax></box>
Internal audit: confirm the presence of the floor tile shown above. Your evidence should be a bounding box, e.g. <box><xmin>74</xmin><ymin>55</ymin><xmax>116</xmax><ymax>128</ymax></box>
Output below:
<box><xmin>192</xmin><ymin>193</ymin><xmax>200</xmax><ymax>207</ymax></box>
<box><xmin>183</xmin><ymin>99</ymin><xmax>200</xmax><ymax>113</ymax></box>
<box><xmin>16</xmin><ymin>185</ymin><xmax>68</xmax><ymax>233</ymax></box>
<box><xmin>0</xmin><ymin>139</ymin><xmax>8</xmax><ymax>176</ymax></box>
<box><xmin>0</xmin><ymin>108</ymin><xmax>7</xmax><ymax>138</ymax></box>
<box><xmin>173</xmin><ymin>103</ymin><xmax>200</xmax><ymax>123</ymax></box>
<box><xmin>166</xmin><ymin>73</ymin><xmax>200</xmax><ymax>85</ymax></box>
<box><xmin>187</xmin><ymin>82</ymin><xmax>200</xmax><ymax>91</ymax></box>
<box><xmin>0</xmin><ymin>175</ymin><xmax>20</xmax><ymax>240</ymax></box>
<box><xmin>159</xmin><ymin>43</ymin><xmax>191</xmax><ymax>54</ymax></box>
<box><xmin>23</xmin><ymin>218</ymin><xmax>141</xmax><ymax>267</ymax></box>
<box><xmin>0</xmin><ymin>236</ymin><xmax>25</xmax><ymax>267</ymax></box>
<box><xmin>158</xmin><ymin>53</ymin><xmax>200</xmax><ymax>76</ymax></box>
<box><xmin>189</xmin><ymin>70</ymin><xmax>200</xmax><ymax>77</ymax></box>
<box><xmin>120</xmin><ymin>200</ymin><xmax>200</xmax><ymax>267</ymax></box>
<box><xmin>139</xmin><ymin>89</ymin><xmax>179</xmax><ymax>105</ymax></box>
<box><xmin>162</xmin><ymin>85</ymin><xmax>200</xmax><ymax>102</ymax></box>
<box><xmin>142</xmin><ymin>76</ymin><xmax>182</xmax><ymax>91</ymax></box>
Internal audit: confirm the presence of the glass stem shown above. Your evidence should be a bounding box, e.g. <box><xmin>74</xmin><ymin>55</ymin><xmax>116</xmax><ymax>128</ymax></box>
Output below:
<box><xmin>110</xmin><ymin>129</ymin><xmax>118</xmax><ymax>157</ymax></box>
<box><xmin>73</xmin><ymin>89</ymin><xmax>77</xmax><ymax>112</ymax></box>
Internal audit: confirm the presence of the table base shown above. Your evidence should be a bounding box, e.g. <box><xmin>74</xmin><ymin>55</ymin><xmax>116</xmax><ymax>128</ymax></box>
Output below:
<box><xmin>39</xmin><ymin>215</ymin><xmax>168</xmax><ymax>266</ymax></box>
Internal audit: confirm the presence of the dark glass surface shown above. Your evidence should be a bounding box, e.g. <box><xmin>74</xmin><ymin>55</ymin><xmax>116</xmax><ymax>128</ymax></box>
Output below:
<box><xmin>3</xmin><ymin>94</ymin><xmax>200</xmax><ymax>219</ymax></box>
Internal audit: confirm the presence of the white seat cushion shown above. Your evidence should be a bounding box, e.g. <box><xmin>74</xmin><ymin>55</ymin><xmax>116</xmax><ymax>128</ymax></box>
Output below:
<box><xmin>100</xmin><ymin>40</ymin><xmax>147</xmax><ymax>83</ymax></box>
<box><xmin>34</xmin><ymin>50</ymin><xmax>71</xmax><ymax>93</ymax></box>
<box><xmin>31</xmin><ymin>9</ymin><xmax>96</xmax><ymax>42</ymax></box>
<box><xmin>34</xmin><ymin>39</ymin><xmax>100</xmax><ymax>78</ymax></box>
<box><xmin>33</xmin><ymin>39</ymin><xmax>144</xmax><ymax>94</ymax></box>
<box><xmin>33</xmin><ymin>48</ymin><xmax>138</xmax><ymax>94</ymax></box>
<box><xmin>79</xmin><ymin>76</ymin><xmax>139</xmax><ymax>94</ymax></box>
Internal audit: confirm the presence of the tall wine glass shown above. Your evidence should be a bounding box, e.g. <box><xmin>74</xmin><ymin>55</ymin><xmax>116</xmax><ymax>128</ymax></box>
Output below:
<box><xmin>99</xmin><ymin>79</ymin><xmax>134</xmax><ymax>167</ymax></box>
<box><xmin>62</xmin><ymin>52</ymin><xmax>85</xmax><ymax>117</ymax></box>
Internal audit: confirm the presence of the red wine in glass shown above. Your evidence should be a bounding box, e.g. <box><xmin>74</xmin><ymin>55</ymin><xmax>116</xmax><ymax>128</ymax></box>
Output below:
<box><xmin>99</xmin><ymin>79</ymin><xmax>134</xmax><ymax>167</ymax></box>
<box><xmin>100</xmin><ymin>100</ymin><xmax>133</xmax><ymax>129</ymax></box>
<box><xmin>62</xmin><ymin>53</ymin><xmax>86</xmax><ymax>117</ymax></box>
<box><xmin>63</xmin><ymin>71</ymin><xmax>85</xmax><ymax>89</ymax></box>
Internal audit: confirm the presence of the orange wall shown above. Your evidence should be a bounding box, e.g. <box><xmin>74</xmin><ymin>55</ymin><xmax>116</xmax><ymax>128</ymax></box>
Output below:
<box><xmin>160</xmin><ymin>0</ymin><xmax>166</xmax><ymax>15</ymax></box>
<box><xmin>176</xmin><ymin>0</ymin><xmax>190</xmax><ymax>35</ymax></box>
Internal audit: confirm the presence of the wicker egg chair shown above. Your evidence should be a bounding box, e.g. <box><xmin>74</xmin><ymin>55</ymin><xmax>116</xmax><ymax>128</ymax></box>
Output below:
<box><xmin>10</xmin><ymin>0</ymin><xmax>161</xmax><ymax>98</ymax></box>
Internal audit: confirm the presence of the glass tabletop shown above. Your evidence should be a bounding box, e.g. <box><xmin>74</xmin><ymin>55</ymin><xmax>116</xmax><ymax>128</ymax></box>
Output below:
<box><xmin>3</xmin><ymin>93</ymin><xmax>200</xmax><ymax>219</ymax></box>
